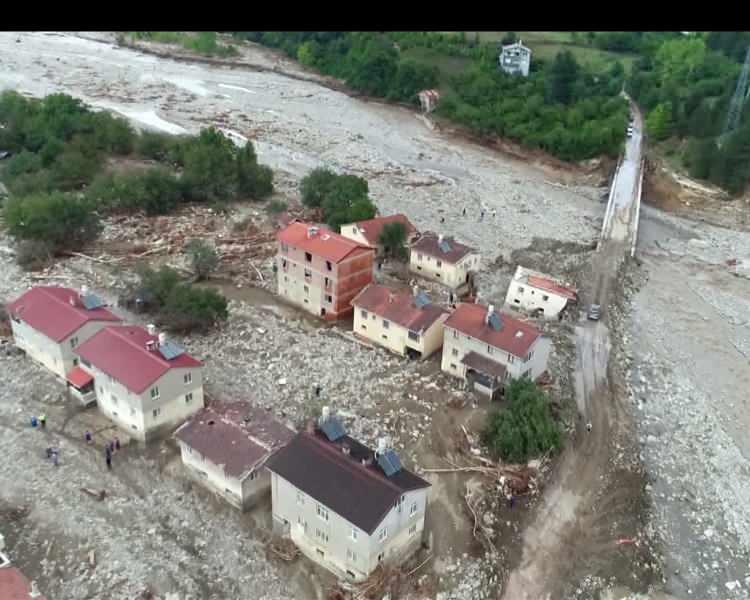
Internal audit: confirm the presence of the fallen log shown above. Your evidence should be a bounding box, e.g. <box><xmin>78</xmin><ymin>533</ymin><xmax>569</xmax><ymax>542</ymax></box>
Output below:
<box><xmin>80</xmin><ymin>487</ymin><xmax>107</xmax><ymax>501</ymax></box>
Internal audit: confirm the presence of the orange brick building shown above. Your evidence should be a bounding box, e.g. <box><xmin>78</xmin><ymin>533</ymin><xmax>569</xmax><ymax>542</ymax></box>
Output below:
<box><xmin>276</xmin><ymin>222</ymin><xmax>374</xmax><ymax>320</ymax></box>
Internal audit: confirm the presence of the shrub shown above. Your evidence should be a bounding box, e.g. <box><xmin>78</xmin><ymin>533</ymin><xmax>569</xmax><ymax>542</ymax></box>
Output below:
<box><xmin>15</xmin><ymin>239</ymin><xmax>54</xmax><ymax>271</ymax></box>
<box><xmin>482</xmin><ymin>378</ymin><xmax>561</xmax><ymax>463</ymax></box>
<box><xmin>161</xmin><ymin>284</ymin><xmax>229</xmax><ymax>332</ymax></box>
<box><xmin>4</xmin><ymin>192</ymin><xmax>101</xmax><ymax>252</ymax></box>
<box><xmin>299</xmin><ymin>168</ymin><xmax>376</xmax><ymax>230</ymax></box>
<box><xmin>135</xmin><ymin>131</ymin><xmax>176</xmax><ymax>161</ymax></box>
<box><xmin>378</xmin><ymin>221</ymin><xmax>408</xmax><ymax>260</ymax></box>
<box><xmin>266</xmin><ymin>199</ymin><xmax>288</xmax><ymax>214</ymax></box>
<box><xmin>87</xmin><ymin>169</ymin><xmax>183</xmax><ymax>215</ymax></box>
<box><xmin>185</xmin><ymin>239</ymin><xmax>219</xmax><ymax>281</ymax></box>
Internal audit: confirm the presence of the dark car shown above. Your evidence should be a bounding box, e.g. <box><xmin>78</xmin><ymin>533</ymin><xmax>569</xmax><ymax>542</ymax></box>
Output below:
<box><xmin>587</xmin><ymin>304</ymin><xmax>601</xmax><ymax>321</ymax></box>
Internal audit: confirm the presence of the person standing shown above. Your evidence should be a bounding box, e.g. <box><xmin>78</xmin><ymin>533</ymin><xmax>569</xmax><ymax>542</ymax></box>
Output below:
<box><xmin>85</xmin><ymin>430</ymin><xmax>92</xmax><ymax>444</ymax></box>
<box><xmin>462</xmin><ymin>207</ymin><xmax>466</xmax><ymax>217</ymax></box>
<box><xmin>114</xmin><ymin>437</ymin><xmax>121</xmax><ymax>452</ymax></box>
<box><xmin>39</xmin><ymin>414</ymin><xmax>46</xmax><ymax>429</ymax></box>
<box><xmin>52</xmin><ymin>449</ymin><xmax>59</xmax><ymax>467</ymax></box>
<box><xmin>105</xmin><ymin>446</ymin><xmax>112</xmax><ymax>470</ymax></box>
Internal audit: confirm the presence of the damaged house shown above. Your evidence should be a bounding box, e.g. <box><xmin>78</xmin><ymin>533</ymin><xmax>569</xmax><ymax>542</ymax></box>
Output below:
<box><xmin>504</xmin><ymin>266</ymin><xmax>578</xmax><ymax>319</ymax></box>
<box><xmin>175</xmin><ymin>400</ymin><xmax>295</xmax><ymax>510</ymax></box>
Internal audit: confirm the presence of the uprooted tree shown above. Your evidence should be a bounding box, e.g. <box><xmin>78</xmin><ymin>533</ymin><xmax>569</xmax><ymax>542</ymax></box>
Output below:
<box><xmin>185</xmin><ymin>239</ymin><xmax>219</xmax><ymax>281</ymax></box>
<box><xmin>482</xmin><ymin>377</ymin><xmax>561</xmax><ymax>463</ymax></box>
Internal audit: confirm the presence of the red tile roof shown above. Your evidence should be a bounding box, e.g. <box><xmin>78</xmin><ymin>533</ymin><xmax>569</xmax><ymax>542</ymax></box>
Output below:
<box><xmin>277</xmin><ymin>221</ymin><xmax>373</xmax><ymax>263</ymax></box>
<box><xmin>6</xmin><ymin>286</ymin><xmax>121</xmax><ymax>342</ymax></box>
<box><xmin>175</xmin><ymin>400</ymin><xmax>295</xmax><ymax>479</ymax></box>
<box><xmin>66</xmin><ymin>365</ymin><xmax>93</xmax><ymax>389</ymax></box>
<box><xmin>352</xmin><ymin>284</ymin><xmax>447</xmax><ymax>333</ymax></box>
<box><xmin>0</xmin><ymin>565</ymin><xmax>47</xmax><ymax>600</ymax></box>
<box><xmin>526</xmin><ymin>275</ymin><xmax>578</xmax><ymax>301</ymax></box>
<box><xmin>348</xmin><ymin>214</ymin><xmax>417</xmax><ymax>247</ymax></box>
<box><xmin>74</xmin><ymin>326</ymin><xmax>202</xmax><ymax>394</ymax></box>
<box><xmin>445</xmin><ymin>303</ymin><xmax>540</xmax><ymax>357</ymax></box>
<box><xmin>411</xmin><ymin>232</ymin><xmax>476</xmax><ymax>264</ymax></box>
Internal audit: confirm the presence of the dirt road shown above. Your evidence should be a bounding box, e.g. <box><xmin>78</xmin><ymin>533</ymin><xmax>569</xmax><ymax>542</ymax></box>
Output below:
<box><xmin>502</xmin><ymin>105</ymin><xmax>645</xmax><ymax>600</ymax></box>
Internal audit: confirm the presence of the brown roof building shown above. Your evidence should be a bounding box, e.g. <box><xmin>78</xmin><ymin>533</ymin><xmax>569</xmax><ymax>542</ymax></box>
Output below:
<box><xmin>409</xmin><ymin>233</ymin><xmax>481</xmax><ymax>290</ymax></box>
<box><xmin>174</xmin><ymin>400</ymin><xmax>295</xmax><ymax>510</ymax></box>
<box><xmin>351</xmin><ymin>284</ymin><xmax>449</xmax><ymax>358</ymax></box>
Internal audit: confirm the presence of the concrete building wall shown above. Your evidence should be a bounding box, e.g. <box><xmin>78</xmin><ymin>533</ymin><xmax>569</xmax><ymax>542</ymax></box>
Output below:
<box><xmin>270</xmin><ymin>473</ymin><xmax>428</xmax><ymax>581</ymax></box>
<box><xmin>10</xmin><ymin>318</ymin><xmax>114</xmax><ymax>380</ymax></box>
<box><xmin>353</xmin><ymin>306</ymin><xmax>447</xmax><ymax>358</ymax></box>
<box><xmin>277</xmin><ymin>241</ymin><xmax>373</xmax><ymax>319</ymax></box>
<box><xmin>83</xmin><ymin>361</ymin><xmax>203</xmax><ymax>442</ymax></box>
<box><xmin>505</xmin><ymin>279</ymin><xmax>568</xmax><ymax>319</ymax></box>
<box><xmin>440</xmin><ymin>325</ymin><xmax>550</xmax><ymax>383</ymax></box>
<box><xmin>409</xmin><ymin>252</ymin><xmax>480</xmax><ymax>289</ymax></box>
<box><xmin>339</xmin><ymin>225</ymin><xmax>372</xmax><ymax>249</ymax></box>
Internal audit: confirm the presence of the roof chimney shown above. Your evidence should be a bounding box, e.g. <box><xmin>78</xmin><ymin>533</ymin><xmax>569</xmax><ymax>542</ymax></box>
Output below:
<box><xmin>321</xmin><ymin>406</ymin><xmax>330</xmax><ymax>423</ymax></box>
<box><xmin>147</xmin><ymin>324</ymin><xmax>156</xmax><ymax>336</ymax></box>
<box><xmin>158</xmin><ymin>332</ymin><xmax>167</xmax><ymax>347</ymax></box>
<box><xmin>81</xmin><ymin>285</ymin><xmax>89</xmax><ymax>297</ymax></box>
<box><xmin>438</xmin><ymin>234</ymin><xmax>444</xmax><ymax>244</ymax></box>
<box><xmin>307</xmin><ymin>226</ymin><xmax>318</xmax><ymax>239</ymax></box>
<box><xmin>412</xmin><ymin>284</ymin><xmax>418</xmax><ymax>297</ymax></box>
<box><xmin>69</xmin><ymin>296</ymin><xmax>76</xmax><ymax>306</ymax></box>
<box><xmin>376</xmin><ymin>437</ymin><xmax>388</xmax><ymax>457</ymax></box>
<box><xmin>486</xmin><ymin>304</ymin><xmax>495</xmax><ymax>324</ymax></box>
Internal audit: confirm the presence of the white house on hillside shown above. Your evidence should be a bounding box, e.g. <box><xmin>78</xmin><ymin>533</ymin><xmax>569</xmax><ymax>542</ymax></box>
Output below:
<box><xmin>75</xmin><ymin>324</ymin><xmax>204</xmax><ymax>442</ymax></box>
<box><xmin>266</xmin><ymin>410</ymin><xmax>431</xmax><ymax>581</ymax></box>
<box><xmin>505</xmin><ymin>266</ymin><xmax>578</xmax><ymax>319</ymax></box>
<box><xmin>6</xmin><ymin>286</ymin><xmax>121</xmax><ymax>380</ymax></box>
<box><xmin>175</xmin><ymin>400</ymin><xmax>295</xmax><ymax>510</ymax></box>
<box><xmin>499</xmin><ymin>41</ymin><xmax>532</xmax><ymax>77</ymax></box>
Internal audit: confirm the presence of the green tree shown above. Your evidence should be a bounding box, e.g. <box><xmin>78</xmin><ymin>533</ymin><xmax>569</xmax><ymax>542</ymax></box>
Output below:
<box><xmin>4</xmin><ymin>192</ymin><xmax>101</xmax><ymax>251</ymax></box>
<box><xmin>482</xmin><ymin>378</ymin><xmax>561</xmax><ymax>463</ymax></box>
<box><xmin>236</xmin><ymin>142</ymin><xmax>274</xmax><ymax>199</ymax></box>
<box><xmin>377</xmin><ymin>221</ymin><xmax>408</xmax><ymax>260</ymax></box>
<box><xmin>181</xmin><ymin>127</ymin><xmax>238</xmax><ymax>201</ymax></box>
<box><xmin>685</xmin><ymin>137</ymin><xmax>716</xmax><ymax>180</ymax></box>
<box><xmin>185</xmin><ymin>239</ymin><xmax>219</xmax><ymax>281</ymax></box>
<box><xmin>501</xmin><ymin>32</ymin><xmax>518</xmax><ymax>45</ymax></box>
<box><xmin>546</xmin><ymin>51</ymin><xmax>580</xmax><ymax>105</ymax></box>
<box><xmin>646</xmin><ymin>102</ymin><xmax>674</xmax><ymax>141</ymax></box>
<box><xmin>162</xmin><ymin>284</ymin><xmax>229</xmax><ymax>332</ymax></box>
<box><xmin>300</xmin><ymin>167</ymin><xmax>338</xmax><ymax>208</ymax></box>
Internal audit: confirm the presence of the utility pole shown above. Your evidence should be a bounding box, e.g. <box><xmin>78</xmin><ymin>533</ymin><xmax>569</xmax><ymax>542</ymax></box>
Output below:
<box><xmin>722</xmin><ymin>46</ymin><xmax>750</xmax><ymax>143</ymax></box>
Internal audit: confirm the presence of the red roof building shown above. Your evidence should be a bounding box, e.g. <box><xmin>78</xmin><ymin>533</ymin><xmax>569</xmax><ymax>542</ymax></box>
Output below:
<box><xmin>442</xmin><ymin>302</ymin><xmax>551</xmax><ymax>397</ymax></box>
<box><xmin>505</xmin><ymin>266</ymin><xmax>578</xmax><ymax>319</ymax></box>
<box><xmin>6</xmin><ymin>286</ymin><xmax>122</xmax><ymax>379</ymax></box>
<box><xmin>340</xmin><ymin>214</ymin><xmax>418</xmax><ymax>250</ymax></box>
<box><xmin>276</xmin><ymin>222</ymin><xmax>375</xmax><ymax>320</ymax></box>
<box><xmin>75</xmin><ymin>326</ymin><xmax>202</xmax><ymax>394</ymax></box>
<box><xmin>0</xmin><ymin>564</ymin><xmax>47</xmax><ymax>600</ymax></box>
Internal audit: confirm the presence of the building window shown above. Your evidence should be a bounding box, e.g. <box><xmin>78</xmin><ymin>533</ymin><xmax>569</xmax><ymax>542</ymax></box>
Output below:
<box><xmin>361</xmin><ymin>324</ymin><xmax>367</xmax><ymax>330</ymax></box>
<box><xmin>326</xmin><ymin>260</ymin><xmax>332</xmax><ymax>271</ymax></box>
<box><xmin>452</xmin><ymin>348</ymin><xmax>459</xmax><ymax>357</ymax></box>
<box><xmin>487</xmin><ymin>345</ymin><xmax>493</xmax><ymax>355</ymax></box>
<box><xmin>378</xmin><ymin>527</ymin><xmax>387</xmax><ymax>542</ymax></box>
<box><xmin>249</xmin><ymin>470</ymin><xmax>257</xmax><ymax>480</ymax></box>
<box><xmin>315</xmin><ymin>529</ymin><xmax>329</xmax><ymax>543</ymax></box>
<box><xmin>153</xmin><ymin>408</ymin><xmax>161</xmax><ymax>419</ymax></box>
<box><xmin>452</xmin><ymin>330</ymin><xmax>458</xmax><ymax>339</ymax></box>
<box><xmin>316</xmin><ymin>504</ymin><xmax>329</xmax><ymax>521</ymax></box>
<box><xmin>150</xmin><ymin>386</ymin><xmax>160</xmax><ymax>400</ymax></box>
<box><xmin>417</xmin><ymin>253</ymin><xmax>423</xmax><ymax>261</ymax></box>
<box><xmin>184</xmin><ymin>373</ymin><xmax>192</xmax><ymax>385</ymax></box>
<box><xmin>450</xmin><ymin>363</ymin><xmax>457</xmax><ymax>369</ymax></box>
<box><xmin>347</xmin><ymin>548</ymin><xmax>357</xmax><ymax>562</ymax></box>
<box><xmin>518</xmin><ymin>286</ymin><xmax>524</xmax><ymax>294</ymax></box>
<box><xmin>378</xmin><ymin>552</ymin><xmax>384</xmax><ymax>563</ymax></box>
<box><xmin>185</xmin><ymin>393</ymin><xmax>193</xmax><ymax>404</ymax></box>
<box><xmin>284</xmin><ymin>276</ymin><xmax>288</xmax><ymax>282</ymax></box>
<box><xmin>325</xmin><ymin>295</ymin><xmax>332</xmax><ymax>304</ymax></box>
<box><xmin>410</xmin><ymin>501</ymin><xmax>418</xmax><ymax>516</ymax></box>
<box><xmin>82</xmin><ymin>358</ymin><xmax>92</xmax><ymax>368</ymax></box>
<box><xmin>70</xmin><ymin>336</ymin><xmax>79</xmax><ymax>348</ymax></box>
<box><xmin>361</xmin><ymin>309</ymin><xmax>368</xmax><ymax>319</ymax></box>
<box><xmin>436</xmin><ymin>260</ymin><xmax>442</xmax><ymax>268</ymax></box>
<box><xmin>305</xmin><ymin>252</ymin><xmax>312</xmax><ymax>263</ymax></box>
<box><xmin>409</xmin><ymin>524</ymin><xmax>417</xmax><ymax>536</ymax></box>
<box><xmin>281</xmin><ymin>258</ymin><xmax>288</xmax><ymax>270</ymax></box>
<box><xmin>281</xmin><ymin>243</ymin><xmax>288</xmax><ymax>253</ymax></box>
<box><xmin>382</xmin><ymin>334</ymin><xmax>388</xmax><ymax>340</ymax></box>
<box><xmin>542</xmin><ymin>295</ymin><xmax>549</xmax><ymax>301</ymax></box>
<box><xmin>130</xmin><ymin>407</ymin><xmax>135</xmax><ymax>417</ymax></box>
<box><xmin>408</xmin><ymin>331</ymin><xmax>419</xmax><ymax>341</ymax></box>
<box><xmin>297</xmin><ymin>491</ymin><xmax>305</xmax><ymax>505</ymax></box>
<box><xmin>383</xmin><ymin>319</ymin><xmax>389</xmax><ymax>329</ymax></box>
<box><xmin>111</xmin><ymin>394</ymin><xmax>118</xmax><ymax>405</ymax></box>
<box><xmin>514</xmin><ymin>299</ymin><xmax>520</xmax><ymax>304</ymax></box>
<box><xmin>508</xmin><ymin>354</ymin><xmax>515</xmax><ymax>364</ymax></box>
<box><xmin>324</xmin><ymin>276</ymin><xmax>331</xmax><ymax>288</ymax></box>
<box><xmin>304</xmin><ymin>268</ymin><xmax>312</xmax><ymax>279</ymax></box>
<box><xmin>73</xmin><ymin>358</ymin><xmax>79</xmax><ymax>366</ymax></box>
<box><xmin>304</xmin><ymin>285</ymin><xmax>309</xmax><ymax>294</ymax></box>
<box><xmin>350</xmin><ymin>528</ymin><xmax>358</xmax><ymax>541</ymax></box>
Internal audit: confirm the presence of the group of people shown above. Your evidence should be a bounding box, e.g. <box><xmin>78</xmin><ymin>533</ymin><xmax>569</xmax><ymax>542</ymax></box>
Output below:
<box><xmin>34</xmin><ymin>414</ymin><xmax>123</xmax><ymax>470</ymax></box>
<box><xmin>85</xmin><ymin>431</ymin><xmax>121</xmax><ymax>469</ymax></box>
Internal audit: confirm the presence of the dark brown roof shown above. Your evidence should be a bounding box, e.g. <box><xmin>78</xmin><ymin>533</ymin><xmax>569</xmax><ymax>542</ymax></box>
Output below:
<box><xmin>351</xmin><ymin>284</ymin><xmax>447</xmax><ymax>333</ymax></box>
<box><xmin>445</xmin><ymin>303</ymin><xmax>541</xmax><ymax>358</ymax></box>
<box><xmin>174</xmin><ymin>401</ymin><xmax>295</xmax><ymax>479</ymax></box>
<box><xmin>411</xmin><ymin>232</ymin><xmax>476</xmax><ymax>264</ymax></box>
<box><xmin>349</xmin><ymin>214</ymin><xmax>417</xmax><ymax>247</ymax></box>
<box><xmin>265</xmin><ymin>431</ymin><xmax>430</xmax><ymax>534</ymax></box>
<box><xmin>461</xmin><ymin>351</ymin><xmax>507</xmax><ymax>378</ymax></box>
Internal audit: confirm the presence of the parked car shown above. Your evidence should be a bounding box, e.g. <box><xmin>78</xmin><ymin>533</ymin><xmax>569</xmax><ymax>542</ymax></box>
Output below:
<box><xmin>587</xmin><ymin>304</ymin><xmax>601</xmax><ymax>321</ymax></box>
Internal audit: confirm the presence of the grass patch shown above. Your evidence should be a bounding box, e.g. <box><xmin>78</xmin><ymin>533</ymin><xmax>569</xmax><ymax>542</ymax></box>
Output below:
<box><xmin>400</xmin><ymin>46</ymin><xmax>471</xmax><ymax>94</ymax></box>
<box><xmin>126</xmin><ymin>32</ymin><xmax>238</xmax><ymax>58</ymax></box>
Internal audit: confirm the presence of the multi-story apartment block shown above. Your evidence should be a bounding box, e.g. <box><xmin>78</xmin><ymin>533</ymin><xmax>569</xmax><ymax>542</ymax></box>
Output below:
<box><xmin>409</xmin><ymin>233</ymin><xmax>480</xmax><ymax>290</ymax></box>
<box><xmin>266</xmin><ymin>410</ymin><xmax>431</xmax><ymax>581</ymax></box>
<box><xmin>441</xmin><ymin>302</ymin><xmax>551</xmax><ymax>398</ymax></box>
<box><xmin>175</xmin><ymin>400</ymin><xmax>295</xmax><ymax>510</ymax></box>
<box><xmin>6</xmin><ymin>285</ymin><xmax>121</xmax><ymax>381</ymax></box>
<box><xmin>351</xmin><ymin>284</ymin><xmax>448</xmax><ymax>358</ymax></box>
<box><xmin>277</xmin><ymin>221</ymin><xmax>375</xmax><ymax>319</ymax></box>
<box><xmin>75</xmin><ymin>324</ymin><xmax>204</xmax><ymax>441</ymax></box>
